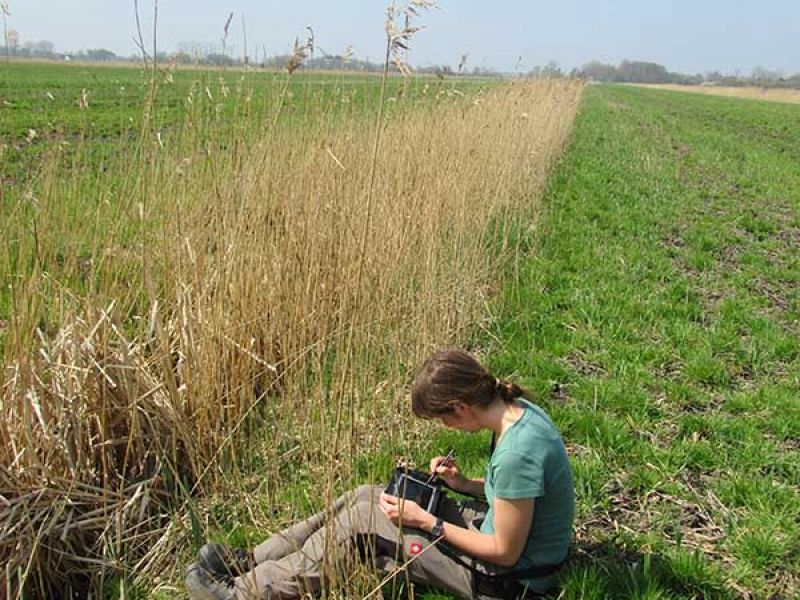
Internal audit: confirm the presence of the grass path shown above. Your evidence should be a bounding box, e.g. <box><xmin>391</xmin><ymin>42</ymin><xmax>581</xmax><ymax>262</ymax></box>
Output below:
<box><xmin>424</xmin><ymin>85</ymin><xmax>800</xmax><ymax>599</ymax></box>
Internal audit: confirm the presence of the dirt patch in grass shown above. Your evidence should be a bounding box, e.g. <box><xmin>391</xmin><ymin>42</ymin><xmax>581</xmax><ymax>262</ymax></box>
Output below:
<box><xmin>764</xmin><ymin>572</ymin><xmax>799</xmax><ymax>600</ymax></box>
<box><xmin>729</xmin><ymin>365</ymin><xmax>761</xmax><ymax>391</ymax></box>
<box><xmin>748</xmin><ymin>277</ymin><xmax>797</xmax><ymax>329</ymax></box>
<box><xmin>679</xmin><ymin>393</ymin><xmax>726</xmax><ymax>415</ymax></box>
<box><xmin>774</xmin><ymin>226</ymin><xmax>800</xmax><ymax>248</ymax></box>
<box><xmin>700</xmin><ymin>288</ymin><xmax>729</xmax><ymax>314</ymax></box>
<box><xmin>662</xmin><ymin>234</ymin><xmax>686</xmax><ymax>250</ymax></box>
<box><xmin>615</xmin><ymin>484</ymin><xmax>727</xmax><ymax>556</ymax></box>
<box><xmin>564</xmin><ymin>442</ymin><xmax>594</xmax><ymax>458</ymax></box>
<box><xmin>779</xmin><ymin>436</ymin><xmax>800</xmax><ymax>453</ymax></box>
<box><xmin>563</xmin><ymin>353</ymin><xmax>607</xmax><ymax>377</ymax></box>
<box><xmin>671</xmin><ymin>140</ymin><xmax>693</xmax><ymax>159</ymax></box>
<box><xmin>654</xmin><ymin>361</ymin><xmax>683</xmax><ymax>381</ymax></box>
<box><xmin>718</xmin><ymin>244</ymin><xmax>742</xmax><ymax>269</ymax></box>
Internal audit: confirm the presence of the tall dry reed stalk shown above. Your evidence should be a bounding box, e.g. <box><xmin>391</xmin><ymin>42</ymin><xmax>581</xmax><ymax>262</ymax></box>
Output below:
<box><xmin>0</xmin><ymin>74</ymin><xmax>583</xmax><ymax>597</ymax></box>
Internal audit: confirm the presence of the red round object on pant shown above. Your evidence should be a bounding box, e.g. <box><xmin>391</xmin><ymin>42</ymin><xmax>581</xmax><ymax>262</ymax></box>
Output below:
<box><xmin>409</xmin><ymin>542</ymin><xmax>423</xmax><ymax>555</ymax></box>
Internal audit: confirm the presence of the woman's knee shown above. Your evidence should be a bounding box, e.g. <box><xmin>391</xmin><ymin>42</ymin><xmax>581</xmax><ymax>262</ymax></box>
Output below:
<box><xmin>333</xmin><ymin>484</ymin><xmax>373</xmax><ymax>508</ymax></box>
<box><xmin>339</xmin><ymin>499</ymin><xmax>387</xmax><ymax>536</ymax></box>
<box><xmin>353</xmin><ymin>484</ymin><xmax>378</xmax><ymax>501</ymax></box>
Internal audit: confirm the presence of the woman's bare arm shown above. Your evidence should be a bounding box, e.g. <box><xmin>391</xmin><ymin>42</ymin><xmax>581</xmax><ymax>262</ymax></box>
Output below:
<box><xmin>422</xmin><ymin>496</ymin><xmax>534</xmax><ymax>567</ymax></box>
<box><xmin>456</xmin><ymin>477</ymin><xmax>485</xmax><ymax>498</ymax></box>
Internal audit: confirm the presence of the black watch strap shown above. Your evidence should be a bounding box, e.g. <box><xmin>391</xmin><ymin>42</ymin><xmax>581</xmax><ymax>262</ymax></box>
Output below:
<box><xmin>431</xmin><ymin>517</ymin><xmax>445</xmax><ymax>538</ymax></box>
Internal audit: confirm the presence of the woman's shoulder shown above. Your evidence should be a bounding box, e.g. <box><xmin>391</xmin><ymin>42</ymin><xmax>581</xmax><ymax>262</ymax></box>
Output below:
<box><xmin>517</xmin><ymin>398</ymin><xmax>561</xmax><ymax>438</ymax></box>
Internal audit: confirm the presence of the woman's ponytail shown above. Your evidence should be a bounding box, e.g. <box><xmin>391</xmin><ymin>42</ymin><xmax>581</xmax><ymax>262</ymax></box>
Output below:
<box><xmin>494</xmin><ymin>378</ymin><xmax>526</xmax><ymax>403</ymax></box>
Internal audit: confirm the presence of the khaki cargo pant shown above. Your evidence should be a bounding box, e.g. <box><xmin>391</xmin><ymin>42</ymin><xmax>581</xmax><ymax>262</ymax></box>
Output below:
<box><xmin>232</xmin><ymin>484</ymin><xmax>503</xmax><ymax>599</ymax></box>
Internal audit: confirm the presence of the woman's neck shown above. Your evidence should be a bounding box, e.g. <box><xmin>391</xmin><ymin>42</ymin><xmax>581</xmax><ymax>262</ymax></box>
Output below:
<box><xmin>480</xmin><ymin>398</ymin><xmax>524</xmax><ymax>439</ymax></box>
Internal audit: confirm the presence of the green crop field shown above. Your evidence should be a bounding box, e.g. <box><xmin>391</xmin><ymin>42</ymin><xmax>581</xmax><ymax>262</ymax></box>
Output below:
<box><xmin>413</xmin><ymin>85</ymin><xmax>800</xmax><ymax>599</ymax></box>
<box><xmin>0</xmin><ymin>61</ymin><xmax>485</xmax><ymax>186</ymax></box>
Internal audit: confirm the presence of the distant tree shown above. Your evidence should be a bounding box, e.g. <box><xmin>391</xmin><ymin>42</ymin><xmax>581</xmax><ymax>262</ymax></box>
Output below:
<box><xmin>751</xmin><ymin>65</ymin><xmax>781</xmax><ymax>85</ymax></box>
<box><xmin>471</xmin><ymin>66</ymin><xmax>500</xmax><ymax>77</ymax></box>
<box><xmin>81</xmin><ymin>48</ymin><xmax>116</xmax><ymax>61</ymax></box>
<box><xmin>306</xmin><ymin>55</ymin><xmax>349</xmax><ymax>70</ymax></box>
<box><xmin>177</xmin><ymin>41</ymin><xmax>214</xmax><ymax>62</ymax></box>
<box><xmin>34</xmin><ymin>39</ymin><xmax>54</xmax><ymax>55</ymax></box>
<box><xmin>617</xmin><ymin>60</ymin><xmax>670</xmax><ymax>83</ymax></box>
<box><xmin>263</xmin><ymin>54</ymin><xmax>288</xmax><ymax>70</ymax></box>
<box><xmin>204</xmin><ymin>53</ymin><xmax>236</xmax><ymax>67</ymax></box>
<box><xmin>415</xmin><ymin>64</ymin><xmax>453</xmax><ymax>77</ymax></box>
<box><xmin>541</xmin><ymin>60</ymin><xmax>563</xmax><ymax>78</ymax></box>
<box><xmin>568</xmin><ymin>58</ymin><xmax>796</xmax><ymax>89</ymax></box>
<box><xmin>579</xmin><ymin>61</ymin><xmax>617</xmax><ymax>81</ymax></box>
<box><xmin>21</xmin><ymin>39</ymin><xmax>55</xmax><ymax>57</ymax></box>
<box><xmin>671</xmin><ymin>72</ymin><xmax>704</xmax><ymax>85</ymax></box>
<box><xmin>526</xmin><ymin>61</ymin><xmax>563</xmax><ymax>78</ymax></box>
<box><xmin>261</xmin><ymin>52</ymin><xmax>385</xmax><ymax>72</ymax></box>
<box><xmin>169</xmin><ymin>51</ymin><xmax>193</xmax><ymax>65</ymax></box>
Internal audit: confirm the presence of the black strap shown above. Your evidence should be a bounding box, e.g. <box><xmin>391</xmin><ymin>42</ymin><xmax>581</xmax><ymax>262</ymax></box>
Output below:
<box><xmin>430</xmin><ymin>534</ymin><xmax>565</xmax><ymax>581</ymax></box>
<box><xmin>489</xmin><ymin>432</ymin><xmax>497</xmax><ymax>457</ymax></box>
<box><xmin>483</xmin><ymin>561</ymin><xmax>565</xmax><ymax>582</ymax></box>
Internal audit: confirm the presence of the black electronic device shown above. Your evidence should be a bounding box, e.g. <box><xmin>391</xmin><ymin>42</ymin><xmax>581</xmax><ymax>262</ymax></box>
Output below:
<box><xmin>385</xmin><ymin>467</ymin><xmax>443</xmax><ymax>515</ymax></box>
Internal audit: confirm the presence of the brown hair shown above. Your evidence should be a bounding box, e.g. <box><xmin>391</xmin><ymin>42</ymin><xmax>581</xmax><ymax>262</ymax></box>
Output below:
<box><xmin>411</xmin><ymin>348</ymin><xmax>527</xmax><ymax>419</ymax></box>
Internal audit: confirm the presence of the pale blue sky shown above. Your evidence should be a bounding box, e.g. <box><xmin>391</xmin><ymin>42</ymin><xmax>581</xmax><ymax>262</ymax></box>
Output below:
<box><xmin>6</xmin><ymin>1</ymin><xmax>799</xmax><ymax>74</ymax></box>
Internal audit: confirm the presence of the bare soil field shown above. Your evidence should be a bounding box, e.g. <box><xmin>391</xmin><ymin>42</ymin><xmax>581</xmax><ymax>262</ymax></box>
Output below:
<box><xmin>633</xmin><ymin>83</ymin><xmax>800</xmax><ymax>105</ymax></box>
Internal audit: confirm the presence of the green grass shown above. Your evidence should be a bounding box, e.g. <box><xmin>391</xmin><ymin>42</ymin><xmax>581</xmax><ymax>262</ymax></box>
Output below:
<box><xmin>456</xmin><ymin>85</ymin><xmax>799</xmax><ymax>598</ymax></box>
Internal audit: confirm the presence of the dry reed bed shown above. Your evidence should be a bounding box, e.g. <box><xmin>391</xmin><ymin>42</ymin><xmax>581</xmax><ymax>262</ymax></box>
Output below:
<box><xmin>632</xmin><ymin>83</ymin><xmax>800</xmax><ymax>105</ymax></box>
<box><xmin>0</xmin><ymin>79</ymin><xmax>583</xmax><ymax>598</ymax></box>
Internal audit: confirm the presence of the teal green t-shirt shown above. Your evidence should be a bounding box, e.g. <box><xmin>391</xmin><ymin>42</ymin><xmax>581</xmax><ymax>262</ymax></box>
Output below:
<box><xmin>479</xmin><ymin>399</ymin><xmax>574</xmax><ymax>589</ymax></box>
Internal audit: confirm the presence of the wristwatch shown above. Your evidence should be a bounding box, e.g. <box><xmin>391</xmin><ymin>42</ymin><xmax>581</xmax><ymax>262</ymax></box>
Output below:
<box><xmin>430</xmin><ymin>517</ymin><xmax>445</xmax><ymax>538</ymax></box>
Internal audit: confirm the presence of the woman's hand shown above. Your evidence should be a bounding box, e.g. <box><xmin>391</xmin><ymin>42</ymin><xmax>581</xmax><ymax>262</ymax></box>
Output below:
<box><xmin>379</xmin><ymin>493</ymin><xmax>435</xmax><ymax>531</ymax></box>
<box><xmin>429</xmin><ymin>455</ymin><xmax>467</xmax><ymax>492</ymax></box>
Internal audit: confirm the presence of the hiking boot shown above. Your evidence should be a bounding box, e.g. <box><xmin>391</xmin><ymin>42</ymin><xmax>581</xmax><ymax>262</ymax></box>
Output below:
<box><xmin>198</xmin><ymin>542</ymin><xmax>255</xmax><ymax>579</ymax></box>
<box><xmin>186</xmin><ymin>563</ymin><xmax>236</xmax><ymax>600</ymax></box>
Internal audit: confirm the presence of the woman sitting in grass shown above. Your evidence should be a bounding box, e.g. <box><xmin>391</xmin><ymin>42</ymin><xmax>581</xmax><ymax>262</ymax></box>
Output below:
<box><xmin>186</xmin><ymin>348</ymin><xmax>574</xmax><ymax>599</ymax></box>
